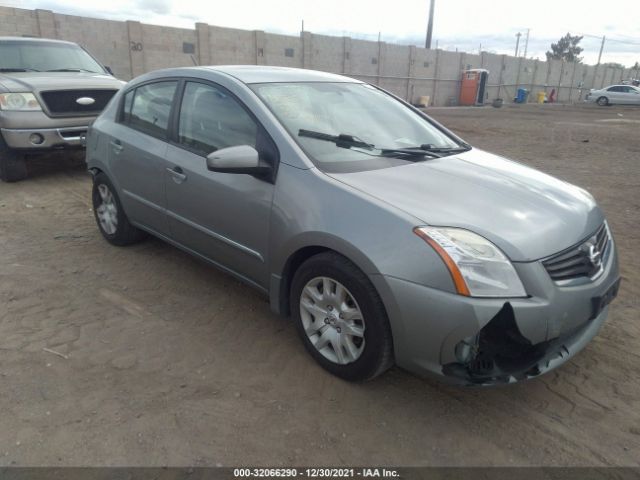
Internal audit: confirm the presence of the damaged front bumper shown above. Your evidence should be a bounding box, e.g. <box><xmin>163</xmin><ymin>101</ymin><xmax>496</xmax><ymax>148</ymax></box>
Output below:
<box><xmin>372</xmin><ymin>238</ymin><xmax>620</xmax><ymax>386</ymax></box>
<box><xmin>440</xmin><ymin>289</ymin><xmax>618</xmax><ymax>384</ymax></box>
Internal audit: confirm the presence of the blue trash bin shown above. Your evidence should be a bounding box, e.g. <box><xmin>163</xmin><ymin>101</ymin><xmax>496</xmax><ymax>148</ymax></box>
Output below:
<box><xmin>515</xmin><ymin>88</ymin><xmax>529</xmax><ymax>103</ymax></box>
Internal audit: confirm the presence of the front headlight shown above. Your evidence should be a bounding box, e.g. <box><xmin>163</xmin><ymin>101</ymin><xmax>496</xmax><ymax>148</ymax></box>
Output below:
<box><xmin>0</xmin><ymin>93</ymin><xmax>42</xmax><ymax>111</ymax></box>
<box><xmin>414</xmin><ymin>226</ymin><xmax>526</xmax><ymax>298</ymax></box>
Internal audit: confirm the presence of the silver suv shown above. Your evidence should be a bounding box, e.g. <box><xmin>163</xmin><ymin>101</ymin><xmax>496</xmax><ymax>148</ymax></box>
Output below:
<box><xmin>86</xmin><ymin>66</ymin><xmax>620</xmax><ymax>385</ymax></box>
<box><xmin>0</xmin><ymin>37</ymin><xmax>124</xmax><ymax>182</ymax></box>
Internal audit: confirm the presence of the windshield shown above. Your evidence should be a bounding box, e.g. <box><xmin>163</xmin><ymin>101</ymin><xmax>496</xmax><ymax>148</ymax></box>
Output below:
<box><xmin>251</xmin><ymin>82</ymin><xmax>463</xmax><ymax>173</ymax></box>
<box><xmin>0</xmin><ymin>41</ymin><xmax>105</xmax><ymax>74</ymax></box>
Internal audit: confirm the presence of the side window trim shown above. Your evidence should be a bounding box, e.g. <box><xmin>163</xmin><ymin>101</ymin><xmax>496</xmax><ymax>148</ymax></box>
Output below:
<box><xmin>168</xmin><ymin>79</ymin><xmax>186</xmax><ymax>145</ymax></box>
<box><xmin>116</xmin><ymin>77</ymin><xmax>182</xmax><ymax>141</ymax></box>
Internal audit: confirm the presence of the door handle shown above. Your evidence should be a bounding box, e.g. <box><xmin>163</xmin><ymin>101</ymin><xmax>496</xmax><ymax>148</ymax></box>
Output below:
<box><xmin>167</xmin><ymin>166</ymin><xmax>187</xmax><ymax>183</ymax></box>
<box><xmin>110</xmin><ymin>139</ymin><xmax>123</xmax><ymax>154</ymax></box>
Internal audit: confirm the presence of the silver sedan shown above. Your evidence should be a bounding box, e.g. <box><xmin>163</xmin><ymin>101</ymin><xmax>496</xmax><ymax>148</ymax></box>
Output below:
<box><xmin>585</xmin><ymin>84</ymin><xmax>640</xmax><ymax>106</ymax></box>
<box><xmin>86</xmin><ymin>66</ymin><xmax>620</xmax><ymax>386</ymax></box>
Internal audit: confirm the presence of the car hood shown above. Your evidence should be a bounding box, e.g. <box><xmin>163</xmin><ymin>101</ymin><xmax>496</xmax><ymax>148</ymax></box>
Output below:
<box><xmin>327</xmin><ymin>149</ymin><xmax>603</xmax><ymax>262</ymax></box>
<box><xmin>0</xmin><ymin>72</ymin><xmax>125</xmax><ymax>92</ymax></box>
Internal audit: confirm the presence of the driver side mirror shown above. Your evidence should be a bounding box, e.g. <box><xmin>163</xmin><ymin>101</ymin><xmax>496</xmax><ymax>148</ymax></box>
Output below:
<box><xmin>206</xmin><ymin>145</ymin><xmax>271</xmax><ymax>177</ymax></box>
<box><xmin>104</xmin><ymin>65</ymin><xmax>114</xmax><ymax>75</ymax></box>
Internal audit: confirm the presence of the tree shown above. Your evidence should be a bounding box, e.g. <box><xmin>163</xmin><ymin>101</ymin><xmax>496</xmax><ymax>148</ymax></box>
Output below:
<box><xmin>602</xmin><ymin>62</ymin><xmax>625</xmax><ymax>69</ymax></box>
<box><xmin>546</xmin><ymin>33</ymin><xmax>584</xmax><ymax>62</ymax></box>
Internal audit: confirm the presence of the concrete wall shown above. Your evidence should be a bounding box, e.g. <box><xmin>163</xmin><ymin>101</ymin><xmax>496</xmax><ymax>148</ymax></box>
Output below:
<box><xmin>0</xmin><ymin>5</ymin><xmax>635</xmax><ymax>106</ymax></box>
<box><xmin>0</xmin><ymin>7</ymin><xmax>38</xmax><ymax>36</ymax></box>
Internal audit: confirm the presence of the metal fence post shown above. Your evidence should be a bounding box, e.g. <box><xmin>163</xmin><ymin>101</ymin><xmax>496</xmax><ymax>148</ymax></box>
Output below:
<box><xmin>431</xmin><ymin>48</ymin><xmax>440</xmax><ymax>106</ymax></box>
<box><xmin>407</xmin><ymin>45</ymin><xmax>416</xmax><ymax>102</ymax></box>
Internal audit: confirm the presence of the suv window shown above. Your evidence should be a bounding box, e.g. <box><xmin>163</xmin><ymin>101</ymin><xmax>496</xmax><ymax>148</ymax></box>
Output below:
<box><xmin>122</xmin><ymin>81</ymin><xmax>178</xmax><ymax>138</ymax></box>
<box><xmin>178</xmin><ymin>81</ymin><xmax>257</xmax><ymax>155</ymax></box>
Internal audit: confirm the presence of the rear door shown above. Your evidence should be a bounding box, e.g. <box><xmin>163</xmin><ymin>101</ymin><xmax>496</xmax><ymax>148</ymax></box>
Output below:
<box><xmin>109</xmin><ymin>80</ymin><xmax>178</xmax><ymax>235</ymax></box>
<box><xmin>606</xmin><ymin>86</ymin><xmax>624</xmax><ymax>104</ymax></box>
<box><xmin>163</xmin><ymin>80</ymin><xmax>278</xmax><ymax>288</ymax></box>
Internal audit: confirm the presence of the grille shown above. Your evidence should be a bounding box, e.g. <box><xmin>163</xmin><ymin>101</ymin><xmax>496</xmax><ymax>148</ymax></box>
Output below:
<box><xmin>542</xmin><ymin>223</ymin><xmax>610</xmax><ymax>282</ymax></box>
<box><xmin>40</xmin><ymin>89</ymin><xmax>117</xmax><ymax>116</ymax></box>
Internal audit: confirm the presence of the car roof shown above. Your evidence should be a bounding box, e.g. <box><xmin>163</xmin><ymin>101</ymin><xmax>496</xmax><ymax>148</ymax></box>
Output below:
<box><xmin>201</xmin><ymin>65</ymin><xmax>362</xmax><ymax>84</ymax></box>
<box><xmin>0</xmin><ymin>36</ymin><xmax>78</xmax><ymax>46</ymax></box>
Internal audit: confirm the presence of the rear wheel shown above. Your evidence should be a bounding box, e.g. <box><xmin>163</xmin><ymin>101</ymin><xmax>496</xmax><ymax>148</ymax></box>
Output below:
<box><xmin>597</xmin><ymin>96</ymin><xmax>609</xmax><ymax>106</ymax></box>
<box><xmin>92</xmin><ymin>172</ymin><xmax>146</xmax><ymax>246</ymax></box>
<box><xmin>290</xmin><ymin>252</ymin><xmax>394</xmax><ymax>381</ymax></box>
<box><xmin>0</xmin><ymin>137</ymin><xmax>27</xmax><ymax>182</ymax></box>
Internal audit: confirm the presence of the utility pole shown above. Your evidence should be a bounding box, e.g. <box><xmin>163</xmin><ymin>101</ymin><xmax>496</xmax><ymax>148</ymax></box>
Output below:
<box><xmin>425</xmin><ymin>0</ymin><xmax>435</xmax><ymax>49</ymax></box>
<box><xmin>515</xmin><ymin>32</ymin><xmax>521</xmax><ymax>57</ymax></box>
<box><xmin>523</xmin><ymin>28</ymin><xmax>530</xmax><ymax>58</ymax></box>
<box><xmin>597</xmin><ymin>35</ymin><xmax>606</xmax><ymax>64</ymax></box>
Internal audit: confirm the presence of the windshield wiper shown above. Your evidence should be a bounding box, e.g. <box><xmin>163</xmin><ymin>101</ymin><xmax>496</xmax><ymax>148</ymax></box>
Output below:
<box><xmin>46</xmin><ymin>68</ymin><xmax>98</xmax><ymax>73</ymax></box>
<box><xmin>0</xmin><ymin>68</ymin><xmax>40</xmax><ymax>72</ymax></box>
<box><xmin>418</xmin><ymin>144</ymin><xmax>471</xmax><ymax>153</ymax></box>
<box><xmin>299</xmin><ymin>129</ymin><xmax>374</xmax><ymax>150</ymax></box>
<box><xmin>298</xmin><ymin>129</ymin><xmax>450</xmax><ymax>159</ymax></box>
<box><xmin>377</xmin><ymin>146</ymin><xmax>442</xmax><ymax>158</ymax></box>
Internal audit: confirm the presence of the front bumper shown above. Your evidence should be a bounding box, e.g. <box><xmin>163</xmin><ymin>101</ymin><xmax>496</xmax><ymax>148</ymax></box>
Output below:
<box><xmin>0</xmin><ymin>110</ymin><xmax>96</xmax><ymax>150</ymax></box>
<box><xmin>371</xmin><ymin>235</ymin><xmax>620</xmax><ymax>386</ymax></box>
<box><xmin>1</xmin><ymin>126</ymin><xmax>88</xmax><ymax>149</ymax></box>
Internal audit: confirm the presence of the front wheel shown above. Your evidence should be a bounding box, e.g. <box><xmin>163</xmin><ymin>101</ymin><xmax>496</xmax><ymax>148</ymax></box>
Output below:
<box><xmin>290</xmin><ymin>252</ymin><xmax>394</xmax><ymax>381</ymax></box>
<box><xmin>92</xmin><ymin>172</ymin><xmax>146</xmax><ymax>246</ymax></box>
<box><xmin>597</xmin><ymin>96</ymin><xmax>609</xmax><ymax>106</ymax></box>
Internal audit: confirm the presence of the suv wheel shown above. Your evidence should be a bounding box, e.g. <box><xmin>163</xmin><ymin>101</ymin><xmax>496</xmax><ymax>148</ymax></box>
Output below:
<box><xmin>92</xmin><ymin>172</ymin><xmax>146</xmax><ymax>246</ymax></box>
<box><xmin>290</xmin><ymin>252</ymin><xmax>394</xmax><ymax>381</ymax></box>
<box><xmin>0</xmin><ymin>137</ymin><xmax>27</xmax><ymax>182</ymax></box>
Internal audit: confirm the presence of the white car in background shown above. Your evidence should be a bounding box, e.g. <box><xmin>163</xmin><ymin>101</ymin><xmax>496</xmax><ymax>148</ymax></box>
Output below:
<box><xmin>585</xmin><ymin>84</ymin><xmax>640</xmax><ymax>106</ymax></box>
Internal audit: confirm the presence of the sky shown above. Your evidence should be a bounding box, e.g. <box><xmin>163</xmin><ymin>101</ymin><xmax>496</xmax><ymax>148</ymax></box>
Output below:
<box><xmin>5</xmin><ymin>0</ymin><xmax>640</xmax><ymax>67</ymax></box>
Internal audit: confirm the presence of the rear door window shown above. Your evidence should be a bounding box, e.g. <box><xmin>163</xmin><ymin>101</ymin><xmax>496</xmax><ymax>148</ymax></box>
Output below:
<box><xmin>122</xmin><ymin>81</ymin><xmax>178</xmax><ymax>138</ymax></box>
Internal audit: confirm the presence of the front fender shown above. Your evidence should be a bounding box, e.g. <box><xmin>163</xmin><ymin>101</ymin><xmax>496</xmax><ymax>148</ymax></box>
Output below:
<box><xmin>268</xmin><ymin>164</ymin><xmax>458</xmax><ymax>314</ymax></box>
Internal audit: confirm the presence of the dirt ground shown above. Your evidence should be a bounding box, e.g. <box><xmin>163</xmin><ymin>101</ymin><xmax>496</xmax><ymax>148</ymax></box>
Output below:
<box><xmin>0</xmin><ymin>103</ymin><xmax>638</xmax><ymax>467</ymax></box>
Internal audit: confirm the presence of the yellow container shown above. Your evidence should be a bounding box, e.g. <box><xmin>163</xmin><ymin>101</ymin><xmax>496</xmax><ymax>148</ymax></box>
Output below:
<box><xmin>537</xmin><ymin>91</ymin><xmax>546</xmax><ymax>104</ymax></box>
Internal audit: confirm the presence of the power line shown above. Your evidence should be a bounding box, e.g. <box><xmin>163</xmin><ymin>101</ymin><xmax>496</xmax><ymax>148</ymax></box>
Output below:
<box><xmin>575</xmin><ymin>31</ymin><xmax>640</xmax><ymax>46</ymax></box>
<box><xmin>605</xmin><ymin>37</ymin><xmax>640</xmax><ymax>46</ymax></box>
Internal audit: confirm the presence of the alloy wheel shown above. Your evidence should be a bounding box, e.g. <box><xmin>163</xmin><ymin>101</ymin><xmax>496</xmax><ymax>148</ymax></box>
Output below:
<box><xmin>95</xmin><ymin>184</ymin><xmax>118</xmax><ymax>235</ymax></box>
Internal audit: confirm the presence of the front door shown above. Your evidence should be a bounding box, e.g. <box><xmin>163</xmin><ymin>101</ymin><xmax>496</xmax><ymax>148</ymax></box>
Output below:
<box><xmin>621</xmin><ymin>86</ymin><xmax>640</xmax><ymax>105</ymax></box>
<box><xmin>606</xmin><ymin>86</ymin><xmax>624</xmax><ymax>104</ymax></box>
<box><xmin>164</xmin><ymin>80</ymin><xmax>277</xmax><ymax>288</ymax></box>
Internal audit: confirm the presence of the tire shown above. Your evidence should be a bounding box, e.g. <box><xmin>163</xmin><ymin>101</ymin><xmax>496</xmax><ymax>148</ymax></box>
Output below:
<box><xmin>597</xmin><ymin>96</ymin><xmax>609</xmax><ymax>106</ymax></box>
<box><xmin>92</xmin><ymin>172</ymin><xmax>146</xmax><ymax>246</ymax></box>
<box><xmin>0</xmin><ymin>136</ymin><xmax>27</xmax><ymax>182</ymax></box>
<box><xmin>290</xmin><ymin>252</ymin><xmax>394</xmax><ymax>381</ymax></box>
